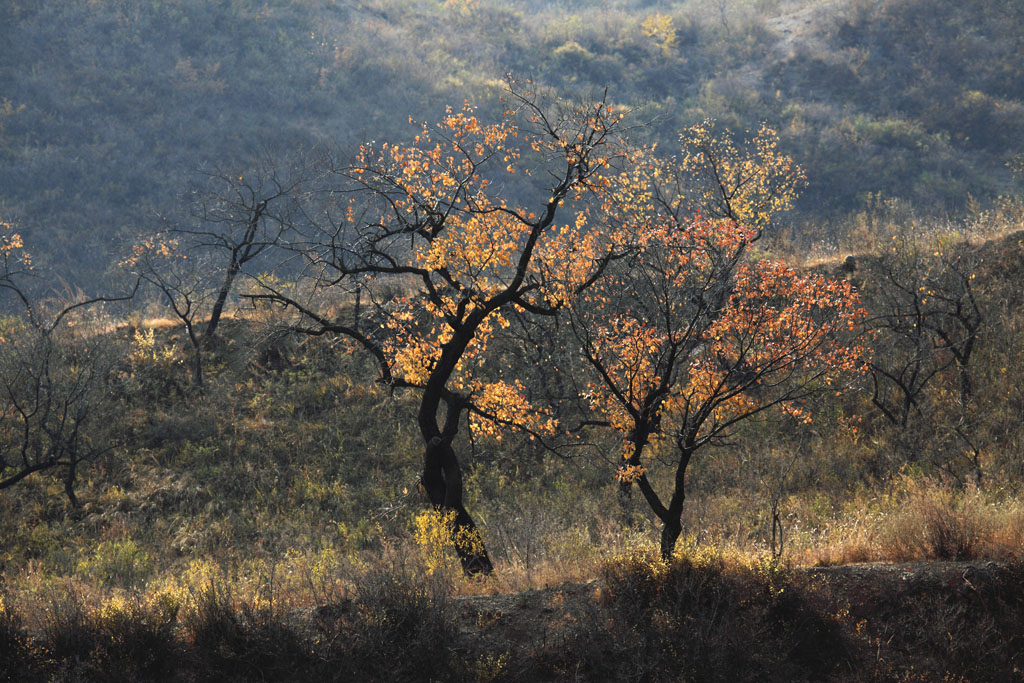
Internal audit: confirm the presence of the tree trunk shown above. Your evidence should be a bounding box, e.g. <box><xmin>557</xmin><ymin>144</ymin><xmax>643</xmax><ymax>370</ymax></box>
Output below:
<box><xmin>352</xmin><ymin>285</ymin><xmax>362</xmax><ymax>332</ymax></box>
<box><xmin>658</xmin><ymin>442</ymin><xmax>694</xmax><ymax>560</ymax></box>
<box><xmin>184</xmin><ymin>321</ymin><xmax>204</xmax><ymax>389</ymax></box>
<box><xmin>617</xmin><ymin>432</ymin><xmax>649</xmax><ymax>525</ymax></box>
<box><xmin>205</xmin><ymin>262</ymin><xmax>239</xmax><ymax>345</ymax></box>
<box><xmin>64</xmin><ymin>459</ymin><xmax>79</xmax><ymax>508</ymax></box>
<box><xmin>421</xmin><ymin>437</ymin><xmax>494</xmax><ymax>575</ymax></box>
<box><xmin>660</xmin><ymin>517</ymin><xmax>683</xmax><ymax>560</ymax></box>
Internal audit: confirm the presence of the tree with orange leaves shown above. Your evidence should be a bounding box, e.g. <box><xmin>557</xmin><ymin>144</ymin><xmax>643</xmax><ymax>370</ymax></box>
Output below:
<box><xmin>566</xmin><ymin>129</ymin><xmax>867</xmax><ymax>558</ymax></box>
<box><xmin>247</xmin><ymin>80</ymin><xmax>623</xmax><ymax>573</ymax></box>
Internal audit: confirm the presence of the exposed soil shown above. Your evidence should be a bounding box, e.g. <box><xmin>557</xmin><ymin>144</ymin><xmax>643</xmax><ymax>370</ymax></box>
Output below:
<box><xmin>767</xmin><ymin>0</ymin><xmax>845</xmax><ymax>55</ymax></box>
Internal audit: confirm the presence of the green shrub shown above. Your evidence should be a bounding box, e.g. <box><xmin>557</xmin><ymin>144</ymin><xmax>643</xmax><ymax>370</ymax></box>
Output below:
<box><xmin>76</xmin><ymin>540</ymin><xmax>154</xmax><ymax>589</ymax></box>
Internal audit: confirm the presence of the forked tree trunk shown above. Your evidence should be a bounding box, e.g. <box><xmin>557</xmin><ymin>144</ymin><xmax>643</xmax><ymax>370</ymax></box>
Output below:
<box><xmin>621</xmin><ymin>427</ymin><xmax>692</xmax><ymax>561</ymax></box>
<box><xmin>415</xmin><ymin>317</ymin><xmax>495</xmax><ymax>575</ymax></box>
<box><xmin>421</xmin><ymin>437</ymin><xmax>493</xmax><ymax>575</ymax></box>
<box><xmin>657</xmin><ymin>444</ymin><xmax>693</xmax><ymax>560</ymax></box>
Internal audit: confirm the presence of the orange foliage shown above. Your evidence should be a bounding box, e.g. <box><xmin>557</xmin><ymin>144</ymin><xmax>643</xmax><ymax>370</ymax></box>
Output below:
<box><xmin>0</xmin><ymin>220</ymin><xmax>31</xmax><ymax>272</ymax></box>
<box><xmin>568</xmin><ymin>133</ymin><xmax>865</xmax><ymax>486</ymax></box>
<box><xmin>343</xmin><ymin>94</ymin><xmax>621</xmax><ymax>438</ymax></box>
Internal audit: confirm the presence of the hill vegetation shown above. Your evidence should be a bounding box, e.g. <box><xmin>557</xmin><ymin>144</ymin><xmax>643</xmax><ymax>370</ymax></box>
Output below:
<box><xmin>2</xmin><ymin>203</ymin><xmax>1024</xmax><ymax>679</ymax></box>
<box><xmin>3</xmin><ymin>0</ymin><xmax>1024</xmax><ymax>680</ymax></box>
<box><xmin>2</xmin><ymin>0</ymin><xmax>1023</xmax><ymax>285</ymax></box>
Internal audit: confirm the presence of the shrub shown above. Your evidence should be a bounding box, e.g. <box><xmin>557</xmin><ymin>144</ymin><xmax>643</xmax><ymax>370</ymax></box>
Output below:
<box><xmin>28</xmin><ymin>583</ymin><xmax>180</xmax><ymax>681</ymax></box>
<box><xmin>878</xmin><ymin>477</ymin><xmax>991</xmax><ymax>560</ymax></box>
<box><xmin>591</xmin><ymin>545</ymin><xmax>848</xmax><ymax>682</ymax></box>
<box><xmin>319</xmin><ymin>566</ymin><xmax>456</xmax><ymax>681</ymax></box>
<box><xmin>413</xmin><ymin>507</ymin><xmax>485</xmax><ymax>577</ymax></box>
<box><xmin>76</xmin><ymin>539</ymin><xmax>154</xmax><ymax>589</ymax></box>
<box><xmin>181</xmin><ymin>578</ymin><xmax>309</xmax><ymax>682</ymax></box>
<box><xmin>0</xmin><ymin>591</ymin><xmax>40</xmax><ymax>682</ymax></box>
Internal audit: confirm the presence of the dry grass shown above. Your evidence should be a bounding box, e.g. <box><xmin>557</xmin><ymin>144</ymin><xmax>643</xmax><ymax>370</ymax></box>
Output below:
<box><xmin>5</xmin><ymin>209</ymin><xmax>1024</xmax><ymax>679</ymax></box>
<box><xmin>140</xmin><ymin>317</ymin><xmax>183</xmax><ymax>331</ymax></box>
<box><xmin>793</xmin><ymin>477</ymin><xmax>1024</xmax><ymax>566</ymax></box>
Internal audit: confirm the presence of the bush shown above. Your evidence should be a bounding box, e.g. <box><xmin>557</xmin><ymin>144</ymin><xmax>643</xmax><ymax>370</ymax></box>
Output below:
<box><xmin>318</xmin><ymin>566</ymin><xmax>456</xmax><ymax>681</ymax></box>
<box><xmin>590</xmin><ymin>546</ymin><xmax>848</xmax><ymax>682</ymax></box>
<box><xmin>0</xmin><ymin>591</ymin><xmax>40</xmax><ymax>682</ymax></box>
<box><xmin>878</xmin><ymin>477</ymin><xmax>992</xmax><ymax>560</ymax></box>
<box><xmin>76</xmin><ymin>539</ymin><xmax>154</xmax><ymax>589</ymax></box>
<box><xmin>181</xmin><ymin>578</ymin><xmax>310</xmax><ymax>682</ymax></box>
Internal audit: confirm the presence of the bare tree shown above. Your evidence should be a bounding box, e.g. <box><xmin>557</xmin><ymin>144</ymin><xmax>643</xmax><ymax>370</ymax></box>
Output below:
<box><xmin>0</xmin><ymin>225</ymin><xmax>134</xmax><ymax>505</ymax></box>
<box><xmin>124</xmin><ymin>237</ymin><xmax>214</xmax><ymax>389</ymax></box>
<box><xmin>862</xmin><ymin>228</ymin><xmax>984</xmax><ymax>482</ymax></box>
<box><xmin>126</xmin><ymin>150</ymin><xmax>320</xmax><ymax>389</ymax></box>
<box><xmin>182</xmin><ymin>150</ymin><xmax>320</xmax><ymax>345</ymax></box>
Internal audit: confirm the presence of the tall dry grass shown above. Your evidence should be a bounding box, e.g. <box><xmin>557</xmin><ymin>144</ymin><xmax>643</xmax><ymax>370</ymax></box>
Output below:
<box><xmin>793</xmin><ymin>476</ymin><xmax>1024</xmax><ymax>566</ymax></box>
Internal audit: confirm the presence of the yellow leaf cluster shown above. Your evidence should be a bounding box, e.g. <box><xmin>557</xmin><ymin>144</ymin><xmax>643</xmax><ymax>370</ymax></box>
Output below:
<box><xmin>680</xmin><ymin>121</ymin><xmax>805</xmax><ymax>233</ymax></box>
<box><xmin>0</xmin><ymin>220</ymin><xmax>31</xmax><ymax>270</ymax></box>
<box><xmin>641</xmin><ymin>13</ymin><xmax>678</xmax><ymax>56</ymax></box>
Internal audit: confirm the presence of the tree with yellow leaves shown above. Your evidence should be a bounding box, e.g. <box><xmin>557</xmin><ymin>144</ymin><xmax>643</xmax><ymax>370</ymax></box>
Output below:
<box><xmin>247</xmin><ymin>80</ymin><xmax>623</xmax><ymax>573</ymax></box>
<box><xmin>641</xmin><ymin>12</ymin><xmax>678</xmax><ymax>57</ymax></box>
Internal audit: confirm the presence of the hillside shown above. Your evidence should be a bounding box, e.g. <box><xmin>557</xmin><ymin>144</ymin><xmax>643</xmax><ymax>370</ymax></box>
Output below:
<box><xmin>2</xmin><ymin>224</ymin><xmax>1024</xmax><ymax>679</ymax></box>
<box><xmin>4</xmin><ymin>559</ymin><xmax>1024</xmax><ymax>681</ymax></box>
<box><xmin>2</xmin><ymin>0</ymin><xmax>1023</xmax><ymax>286</ymax></box>
<box><xmin>3</xmin><ymin>3</ymin><xmax>1024</xmax><ymax>676</ymax></box>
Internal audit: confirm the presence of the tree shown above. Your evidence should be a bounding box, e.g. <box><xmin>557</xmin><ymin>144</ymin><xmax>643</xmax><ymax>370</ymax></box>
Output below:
<box><xmin>565</xmin><ymin>131</ymin><xmax>865</xmax><ymax>559</ymax></box>
<box><xmin>246</xmin><ymin>81</ymin><xmax>623</xmax><ymax>573</ymax></box>
<box><xmin>125</xmin><ymin>151</ymin><xmax>317</xmax><ymax>389</ymax></box>
<box><xmin>641</xmin><ymin>13</ymin><xmax>678</xmax><ymax>57</ymax></box>
<box><xmin>0</xmin><ymin>221</ymin><xmax>131</xmax><ymax>505</ymax></box>
<box><xmin>123</xmin><ymin>236</ymin><xmax>213</xmax><ymax>389</ymax></box>
<box><xmin>861</xmin><ymin>227</ymin><xmax>985</xmax><ymax>482</ymax></box>
<box><xmin>183</xmin><ymin>153</ymin><xmax>317</xmax><ymax>345</ymax></box>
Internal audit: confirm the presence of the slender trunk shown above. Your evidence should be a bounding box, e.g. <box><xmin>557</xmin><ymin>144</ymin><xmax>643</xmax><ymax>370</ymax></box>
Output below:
<box><xmin>183</xmin><ymin>321</ymin><xmax>204</xmax><ymax>390</ymax></box>
<box><xmin>958</xmin><ymin>364</ymin><xmax>972</xmax><ymax>404</ymax></box>
<box><xmin>352</xmin><ymin>285</ymin><xmax>362</xmax><ymax>333</ymax></box>
<box><xmin>618</xmin><ymin>425</ymin><xmax>652</xmax><ymax>515</ymax></box>
<box><xmin>770</xmin><ymin>498</ymin><xmax>783</xmax><ymax>559</ymax></box>
<box><xmin>205</xmin><ymin>262</ymin><xmax>239</xmax><ymax>345</ymax></box>
<box><xmin>64</xmin><ymin>459</ymin><xmax>79</xmax><ymax>508</ymax></box>
<box><xmin>193</xmin><ymin>351</ymin><xmax>203</xmax><ymax>389</ymax></box>
<box><xmin>659</xmin><ymin>442</ymin><xmax>694</xmax><ymax>560</ymax></box>
<box><xmin>207</xmin><ymin>199</ymin><xmax>266</xmax><ymax>345</ymax></box>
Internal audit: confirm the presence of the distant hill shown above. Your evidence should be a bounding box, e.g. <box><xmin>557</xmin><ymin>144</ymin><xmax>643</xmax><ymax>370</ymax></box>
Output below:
<box><xmin>1</xmin><ymin>0</ymin><xmax>1022</xmax><ymax>287</ymax></box>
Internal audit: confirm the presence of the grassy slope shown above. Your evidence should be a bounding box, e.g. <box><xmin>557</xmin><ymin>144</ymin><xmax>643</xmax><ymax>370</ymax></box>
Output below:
<box><xmin>0</xmin><ymin>218</ymin><xmax>1022</xmax><ymax>564</ymax></box>
<box><xmin>3</xmin><ymin>553</ymin><xmax>1023</xmax><ymax>681</ymax></box>
<box><xmin>3</xmin><ymin>2</ymin><xmax>1024</xmax><ymax>678</ymax></box>
<box><xmin>0</xmin><ymin>225</ymin><xmax>1023</xmax><ymax>679</ymax></box>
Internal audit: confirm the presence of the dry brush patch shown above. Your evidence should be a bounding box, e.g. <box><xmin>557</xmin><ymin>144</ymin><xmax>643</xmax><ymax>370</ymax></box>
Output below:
<box><xmin>6</xmin><ymin>544</ymin><xmax>1023</xmax><ymax>682</ymax></box>
<box><xmin>791</xmin><ymin>476</ymin><xmax>1024</xmax><ymax>567</ymax></box>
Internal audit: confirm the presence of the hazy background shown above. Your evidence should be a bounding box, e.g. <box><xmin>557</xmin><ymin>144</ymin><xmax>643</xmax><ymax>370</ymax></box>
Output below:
<box><xmin>2</xmin><ymin>0</ymin><xmax>1023</xmax><ymax>286</ymax></box>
